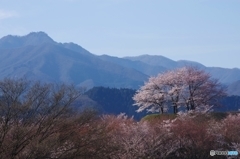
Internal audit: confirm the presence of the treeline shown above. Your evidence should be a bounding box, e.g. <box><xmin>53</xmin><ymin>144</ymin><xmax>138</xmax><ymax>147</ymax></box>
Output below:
<box><xmin>85</xmin><ymin>87</ymin><xmax>240</xmax><ymax>120</ymax></box>
<box><xmin>85</xmin><ymin>87</ymin><xmax>149</xmax><ymax>120</ymax></box>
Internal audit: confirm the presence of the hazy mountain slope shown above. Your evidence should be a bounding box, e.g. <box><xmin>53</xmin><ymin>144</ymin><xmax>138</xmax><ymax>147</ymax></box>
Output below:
<box><xmin>1</xmin><ymin>31</ymin><xmax>240</xmax><ymax>92</ymax></box>
<box><xmin>124</xmin><ymin>54</ymin><xmax>178</xmax><ymax>69</ymax></box>
<box><xmin>227</xmin><ymin>80</ymin><xmax>240</xmax><ymax>96</ymax></box>
<box><xmin>177</xmin><ymin>60</ymin><xmax>205</xmax><ymax>68</ymax></box>
<box><xmin>204</xmin><ymin>67</ymin><xmax>240</xmax><ymax>84</ymax></box>
<box><xmin>0</xmin><ymin>33</ymin><xmax>148</xmax><ymax>88</ymax></box>
<box><xmin>124</xmin><ymin>54</ymin><xmax>240</xmax><ymax>86</ymax></box>
<box><xmin>99</xmin><ymin>55</ymin><xmax>167</xmax><ymax>76</ymax></box>
<box><xmin>59</xmin><ymin>42</ymin><xmax>96</xmax><ymax>57</ymax></box>
<box><xmin>125</xmin><ymin>55</ymin><xmax>205</xmax><ymax>69</ymax></box>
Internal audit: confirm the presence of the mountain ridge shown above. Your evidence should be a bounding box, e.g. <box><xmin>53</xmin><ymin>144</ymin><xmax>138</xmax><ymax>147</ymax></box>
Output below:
<box><xmin>0</xmin><ymin>31</ymin><xmax>239</xmax><ymax>95</ymax></box>
<box><xmin>0</xmin><ymin>33</ymin><xmax>148</xmax><ymax>88</ymax></box>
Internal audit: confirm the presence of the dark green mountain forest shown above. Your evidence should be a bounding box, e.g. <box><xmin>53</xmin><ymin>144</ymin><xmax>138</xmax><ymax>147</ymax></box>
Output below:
<box><xmin>85</xmin><ymin>87</ymin><xmax>240</xmax><ymax>120</ymax></box>
<box><xmin>85</xmin><ymin>87</ymin><xmax>148</xmax><ymax>120</ymax></box>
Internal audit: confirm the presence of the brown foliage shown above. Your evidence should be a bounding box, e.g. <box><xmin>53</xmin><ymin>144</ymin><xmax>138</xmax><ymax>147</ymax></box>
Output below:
<box><xmin>0</xmin><ymin>78</ymin><xmax>239</xmax><ymax>159</ymax></box>
<box><xmin>0</xmin><ymin>78</ymin><xmax>113</xmax><ymax>159</ymax></box>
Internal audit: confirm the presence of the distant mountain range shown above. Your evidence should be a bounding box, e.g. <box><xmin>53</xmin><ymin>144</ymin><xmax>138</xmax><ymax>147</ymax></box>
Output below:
<box><xmin>0</xmin><ymin>31</ymin><xmax>240</xmax><ymax>95</ymax></box>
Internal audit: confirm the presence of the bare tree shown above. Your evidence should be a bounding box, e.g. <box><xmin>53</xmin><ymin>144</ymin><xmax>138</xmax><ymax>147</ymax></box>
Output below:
<box><xmin>0</xmin><ymin>79</ymin><xmax>100</xmax><ymax>158</ymax></box>
<box><xmin>133</xmin><ymin>66</ymin><xmax>226</xmax><ymax>114</ymax></box>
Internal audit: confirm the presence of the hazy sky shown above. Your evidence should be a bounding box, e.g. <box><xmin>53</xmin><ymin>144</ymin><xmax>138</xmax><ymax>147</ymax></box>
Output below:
<box><xmin>0</xmin><ymin>0</ymin><xmax>239</xmax><ymax>68</ymax></box>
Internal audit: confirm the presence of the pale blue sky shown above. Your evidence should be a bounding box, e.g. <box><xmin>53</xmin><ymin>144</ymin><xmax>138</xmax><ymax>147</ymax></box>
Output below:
<box><xmin>0</xmin><ymin>0</ymin><xmax>239</xmax><ymax>68</ymax></box>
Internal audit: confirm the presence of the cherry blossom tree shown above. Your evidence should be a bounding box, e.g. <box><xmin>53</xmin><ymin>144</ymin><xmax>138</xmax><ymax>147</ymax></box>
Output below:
<box><xmin>181</xmin><ymin>67</ymin><xmax>226</xmax><ymax>111</ymax></box>
<box><xmin>133</xmin><ymin>66</ymin><xmax>226</xmax><ymax>114</ymax></box>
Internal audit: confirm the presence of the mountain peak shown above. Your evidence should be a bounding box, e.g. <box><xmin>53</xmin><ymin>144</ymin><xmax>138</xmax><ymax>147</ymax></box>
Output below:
<box><xmin>0</xmin><ymin>31</ymin><xmax>55</xmax><ymax>49</ymax></box>
<box><xmin>23</xmin><ymin>31</ymin><xmax>54</xmax><ymax>45</ymax></box>
<box><xmin>26</xmin><ymin>31</ymin><xmax>51</xmax><ymax>39</ymax></box>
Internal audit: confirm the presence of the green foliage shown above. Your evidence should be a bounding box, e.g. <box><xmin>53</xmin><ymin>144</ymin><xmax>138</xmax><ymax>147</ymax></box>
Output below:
<box><xmin>141</xmin><ymin>113</ymin><xmax>177</xmax><ymax>122</ymax></box>
<box><xmin>142</xmin><ymin>112</ymin><xmax>229</xmax><ymax>123</ymax></box>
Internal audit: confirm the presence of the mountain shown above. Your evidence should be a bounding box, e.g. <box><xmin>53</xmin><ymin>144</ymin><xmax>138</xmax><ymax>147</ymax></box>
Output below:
<box><xmin>124</xmin><ymin>54</ymin><xmax>240</xmax><ymax>86</ymax></box>
<box><xmin>176</xmin><ymin>60</ymin><xmax>205</xmax><ymax>68</ymax></box>
<box><xmin>124</xmin><ymin>54</ymin><xmax>178</xmax><ymax>69</ymax></box>
<box><xmin>0</xmin><ymin>32</ymin><xmax>55</xmax><ymax>49</ymax></box>
<box><xmin>0</xmin><ymin>32</ymin><xmax>147</xmax><ymax>88</ymax></box>
<box><xmin>98</xmin><ymin>55</ymin><xmax>167</xmax><ymax>76</ymax></box>
<box><xmin>227</xmin><ymin>80</ymin><xmax>240</xmax><ymax>96</ymax></box>
<box><xmin>205</xmin><ymin>67</ymin><xmax>240</xmax><ymax>84</ymax></box>
<box><xmin>124</xmin><ymin>55</ymin><xmax>205</xmax><ymax>69</ymax></box>
<box><xmin>0</xmin><ymin>31</ymin><xmax>240</xmax><ymax>95</ymax></box>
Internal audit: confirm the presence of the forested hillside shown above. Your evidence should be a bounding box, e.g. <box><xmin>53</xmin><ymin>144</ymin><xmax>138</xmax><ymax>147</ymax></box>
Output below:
<box><xmin>85</xmin><ymin>87</ymin><xmax>240</xmax><ymax>120</ymax></box>
<box><xmin>85</xmin><ymin>87</ymin><xmax>148</xmax><ymax>120</ymax></box>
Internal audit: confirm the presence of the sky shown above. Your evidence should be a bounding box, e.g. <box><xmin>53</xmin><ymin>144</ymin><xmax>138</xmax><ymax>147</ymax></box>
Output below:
<box><xmin>0</xmin><ymin>0</ymin><xmax>239</xmax><ymax>68</ymax></box>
